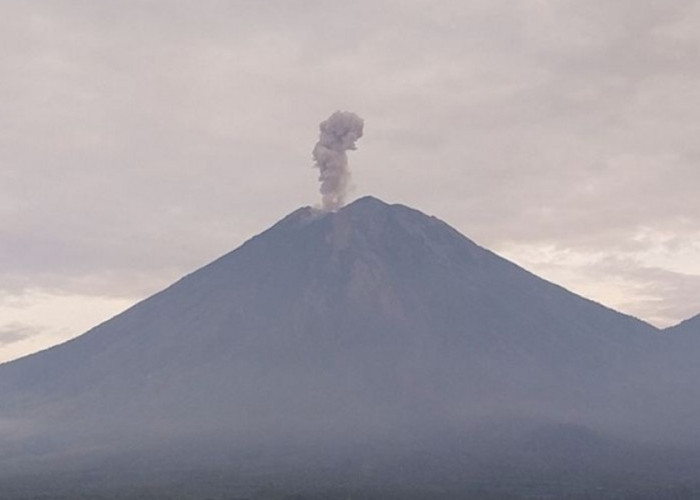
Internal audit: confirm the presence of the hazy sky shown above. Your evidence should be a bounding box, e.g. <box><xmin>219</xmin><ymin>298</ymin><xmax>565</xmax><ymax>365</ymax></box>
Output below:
<box><xmin>2</xmin><ymin>0</ymin><xmax>699</xmax><ymax>362</ymax></box>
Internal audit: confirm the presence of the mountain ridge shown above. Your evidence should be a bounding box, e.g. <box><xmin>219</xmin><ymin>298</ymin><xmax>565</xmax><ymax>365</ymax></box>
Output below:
<box><xmin>665</xmin><ymin>312</ymin><xmax>700</xmax><ymax>334</ymax></box>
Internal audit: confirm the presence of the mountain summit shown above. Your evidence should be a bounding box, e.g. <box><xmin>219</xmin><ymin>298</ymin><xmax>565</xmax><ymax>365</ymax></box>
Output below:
<box><xmin>1</xmin><ymin>196</ymin><xmax>698</xmax><ymax>496</ymax></box>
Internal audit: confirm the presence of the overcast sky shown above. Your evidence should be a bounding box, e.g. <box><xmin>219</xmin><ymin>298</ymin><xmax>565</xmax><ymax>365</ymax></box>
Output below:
<box><xmin>2</xmin><ymin>0</ymin><xmax>699</xmax><ymax>362</ymax></box>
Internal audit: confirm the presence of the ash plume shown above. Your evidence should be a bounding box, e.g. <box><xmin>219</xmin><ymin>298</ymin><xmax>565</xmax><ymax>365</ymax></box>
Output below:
<box><xmin>312</xmin><ymin>111</ymin><xmax>364</xmax><ymax>212</ymax></box>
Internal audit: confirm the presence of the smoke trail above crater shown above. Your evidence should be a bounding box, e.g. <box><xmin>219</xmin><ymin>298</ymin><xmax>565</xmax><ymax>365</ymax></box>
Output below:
<box><xmin>312</xmin><ymin>111</ymin><xmax>364</xmax><ymax>212</ymax></box>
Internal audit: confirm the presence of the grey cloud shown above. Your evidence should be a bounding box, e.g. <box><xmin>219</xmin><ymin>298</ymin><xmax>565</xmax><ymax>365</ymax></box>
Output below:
<box><xmin>0</xmin><ymin>323</ymin><xmax>41</xmax><ymax>346</ymax></box>
<box><xmin>593</xmin><ymin>260</ymin><xmax>700</xmax><ymax>328</ymax></box>
<box><xmin>633</xmin><ymin>270</ymin><xmax>700</xmax><ymax>328</ymax></box>
<box><xmin>517</xmin><ymin>254</ymin><xmax>700</xmax><ymax>328</ymax></box>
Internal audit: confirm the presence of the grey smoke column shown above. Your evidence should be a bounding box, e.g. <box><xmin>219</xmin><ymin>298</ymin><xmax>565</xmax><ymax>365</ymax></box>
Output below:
<box><xmin>312</xmin><ymin>111</ymin><xmax>364</xmax><ymax>211</ymax></box>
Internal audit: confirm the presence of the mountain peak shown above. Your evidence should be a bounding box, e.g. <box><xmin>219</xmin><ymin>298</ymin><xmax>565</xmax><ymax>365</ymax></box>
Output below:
<box><xmin>344</xmin><ymin>194</ymin><xmax>390</xmax><ymax>209</ymax></box>
<box><xmin>268</xmin><ymin>196</ymin><xmax>397</xmax><ymax>235</ymax></box>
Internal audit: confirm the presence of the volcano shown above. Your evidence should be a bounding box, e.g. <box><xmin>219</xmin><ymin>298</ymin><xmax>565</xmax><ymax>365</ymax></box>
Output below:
<box><xmin>1</xmin><ymin>196</ymin><xmax>699</xmax><ymax>498</ymax></box>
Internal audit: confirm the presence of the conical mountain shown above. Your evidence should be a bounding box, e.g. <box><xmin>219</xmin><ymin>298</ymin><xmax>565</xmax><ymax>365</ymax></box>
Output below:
<box><xmin>0</xmin><ymin>196</ymin><xmax>694</xmax><ymax>493</ymax></box>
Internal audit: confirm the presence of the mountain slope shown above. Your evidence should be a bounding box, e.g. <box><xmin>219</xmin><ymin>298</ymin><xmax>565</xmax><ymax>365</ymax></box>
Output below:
<box><xmin>660</xmin><ymin>313</ymin><xmax>700</xmax><ymax>433</ymax></box>
<box><xmin>666</xmin><ymin>313</ymin><xmax>700</xmax><ymax>336</ymax></box>
<box><xmin>0</xmin><ymin>196</ymin><xmax>682</xmax><ymax>469</ymax></box>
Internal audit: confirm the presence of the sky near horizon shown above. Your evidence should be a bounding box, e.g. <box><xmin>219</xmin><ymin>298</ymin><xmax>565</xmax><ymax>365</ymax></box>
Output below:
<box><xmin>2</xmin><ymin>1</ymin><xmax>700</xmax><ymax>362</ymax></box>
